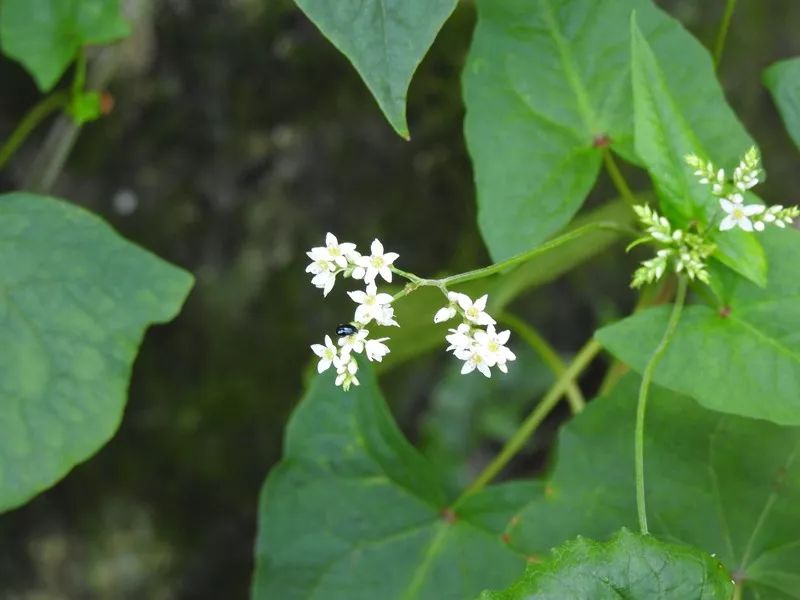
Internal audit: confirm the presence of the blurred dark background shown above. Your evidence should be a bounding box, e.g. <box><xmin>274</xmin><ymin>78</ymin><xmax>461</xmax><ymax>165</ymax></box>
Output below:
<box><xmin>0</xmin><ymin>0</ymin><xmax>797</xmax><ymax>598</ymax></box>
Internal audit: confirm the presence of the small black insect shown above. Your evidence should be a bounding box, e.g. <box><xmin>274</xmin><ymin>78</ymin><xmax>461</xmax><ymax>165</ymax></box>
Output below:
<box><xmin>336</xmin><ymin>323</ymin><xmax>358</xmax><ymax>337</ymax></box>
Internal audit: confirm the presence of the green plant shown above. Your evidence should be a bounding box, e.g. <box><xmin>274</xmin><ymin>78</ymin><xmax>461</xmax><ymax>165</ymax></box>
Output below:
<box><xmin>3</xmin><ymin>1</ymin><xmax>800</xmax><ymax>598</ymax></box>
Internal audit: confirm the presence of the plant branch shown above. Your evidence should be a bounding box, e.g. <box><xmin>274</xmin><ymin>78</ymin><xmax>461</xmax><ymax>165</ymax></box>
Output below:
<box><xmin>713</xmin><ymin>0</ymin><xmax>738</xmax><ymax>68</ymax></box>
<box><xmin>602</xmin><ymin>149</ymin><xmax>637</xmax><ymax>209</ymax></box>
<box><xmin>455</xmin><ymin>338</ymin><xmax>602</xmax><ymax>503</ymax></box>
<box><xmin>0</xmin><ymin>92</ymin><xmax>69</xmax><ymax>170</ymax></box>
<box><xmin>499</xmin><ymin>311</ymin><xmax>585</xmax><ymax>414</ymax></box>
<box><xmin>635</xmin><ymin>275</ymin><xmax>688</xmax><ymax>534</ymax></box>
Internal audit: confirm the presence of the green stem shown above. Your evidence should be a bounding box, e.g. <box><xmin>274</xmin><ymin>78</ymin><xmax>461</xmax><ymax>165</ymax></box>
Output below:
<box><xmin>713</xmin><ymin>0</ymin><xmax>738</xmax><ymax>68</ymax></box>
<box><xmin>602</xmin><ymin>149</ymin><xmax>637</xmax><ymax>209</ymax></box>
<box><xmin>0</xmin><ymin>92</ymin><xmax>69</xmax><ymax>169</ymax></box>
<box><xmin>635</xmin><ymin>275</ymin><xmax>688</xmax><ymax>534</ymax></box>
<box><xmin>499</xmin><ymin>311</ymin><xmax>585</xmax><ymax>414</ymax></box>
<box><xmin>456</xmin><ymin>338</ymin><xmax>602</xmax><ymax>502</ymax></box>
<box><xmin>439</xmin><ymin>222</ymin><xmax>634</xmax><ymax>287</ymax></box>
<box><xmin>731</xmin><ymin>583</ymin><xmax>742</xmax><ymax>600</ymax></box>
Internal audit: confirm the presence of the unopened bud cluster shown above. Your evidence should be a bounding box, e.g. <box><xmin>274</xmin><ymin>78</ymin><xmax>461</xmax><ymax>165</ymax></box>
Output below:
<box><xmin>686</xmin><ymin>147</ymin><xmax>799</xmax><ymax>232</ymax></box>
<box><xmin>629</xmin><ymin>205</ymin><xmax>715</xmax><ymax>288</ymax></box>
<box><xmin>434</xmin><ymin>292</ymin><xmax>515</xmax><ymax>377</ymax></box>
<box><xmin>306</xmin><ymin>234</ymin><xmax>515</xmax><ymax>390</ymax></box>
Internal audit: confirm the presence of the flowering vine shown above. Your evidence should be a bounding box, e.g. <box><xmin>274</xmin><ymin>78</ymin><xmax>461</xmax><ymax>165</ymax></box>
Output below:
<box><xmin>306</xmin><ymin>234</ymin><xmax>516</xmax><ymax>390</ymax></box>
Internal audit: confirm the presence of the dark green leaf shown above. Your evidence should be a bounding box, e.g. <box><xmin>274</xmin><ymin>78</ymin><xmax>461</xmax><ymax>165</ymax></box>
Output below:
<box><xmin>294</xmin><ymin>0</ymin><xmax>457</xmax><ymax>139</ymax></box>
<box><xmin>507</xmin><ymin>374</ymin><xmax>800</xmax><ymax>600</ymax></box>
<box><xmin>0</xmin><ymin>0</ymin><xmax>130</xmax><ymax>91</ymax></box>
<box><xmin>252</xmin><ymin>361</ymin><xmax>540</xmax><ymax>599</ymax></box>
<box><xmin>629</xmin><ymin>15</ymin><xmax>766</xmax><ymax>287</ymax></box>
<box><xmin>463</xmin><ymin>0</ymin><xmax>753</xmax><ymax>260</ymax></box>
<box><xmin>0</xmin><ymin>193</ymin><xmax>193</xmax><ymax>511</ymax></box>
<box><xmin>597</xmin><ymin>228</ymin><xmax>800</xmax><ymax>424</ymax></box>
<box><xmin>479</xmin><ymin>529</ymin><xmax>732</xmax><ymax>600</ymax></box>
<box><xmin>764</xmin><ymin>57</ymin><xmax>800</xmax><ymax>152</ymax></box>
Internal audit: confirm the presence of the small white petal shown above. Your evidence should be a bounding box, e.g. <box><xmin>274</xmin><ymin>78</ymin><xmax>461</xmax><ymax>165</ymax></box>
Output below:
<box><xmin>719</xmin><ymin>216</ymin><xmax>736</xmax><ymax>231</ymax></box>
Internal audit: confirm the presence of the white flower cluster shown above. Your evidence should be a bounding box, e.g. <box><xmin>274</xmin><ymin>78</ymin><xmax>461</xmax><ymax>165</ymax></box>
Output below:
<box><xmin>307</xmin><ymin>234</ymin><xmax>400</xmax><ymax>391</ymax></box>
<box><xmin>629</xmin><ymin>205</ymin><xmax>715</xmax><ymax>288</ymax></box>
<box><xmin>306</xmin><ymin>233</ymin><xmax>399</xmax><ymax>296</ymax></box>
<box><xmin>434</xmin><ymin>292</ymin><xmax>516</xmax><ymax>377</ymax></box>
<box><xmin>686</xmin><ymin>148</ymin><xmax>799</xmax><ymax>232</ymax></box>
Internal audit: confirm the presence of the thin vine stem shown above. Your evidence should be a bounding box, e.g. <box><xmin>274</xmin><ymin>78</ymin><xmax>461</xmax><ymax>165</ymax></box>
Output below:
<box><xmin>602</xmin><ymin>148</ymin><xmax>638</xmax><ymax>209</ymax></box>
<box><xmin>393</xmin><ymin>221</ymin><xmax>635</xmax><ymax>294</ymax></box>
<box><xmin>499</xmin><ymin>311</ymin><xmax>585</xmax><ymax>414</ymax></box>
<box><xmin>635</xmin><ymin>275</ymin><xmax>688</xmax><ymax>534</ymax></box>
<box><xmin>455</xmin><ymin>338</ymin><xmax>602</xmax><ymax>504</ymax></box>
<box><xmin>713</xmin><ymin>0</ymin><xmax>738</xmax><ymax>69</ymax></box>
<box><xmin>0</xmin><ymin>92</ymin><xmax>69</xmax><ymax>169</ymax></box>
<box><xmin>731</xmin><ymin>584</ymin><xmax>742</xmax><ymax>600</ymax></box>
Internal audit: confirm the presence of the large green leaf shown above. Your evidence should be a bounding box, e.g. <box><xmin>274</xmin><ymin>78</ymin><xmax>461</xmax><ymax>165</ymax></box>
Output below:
<box><xmin>764</xmin><ymin>57</ymin><xmax>800</xmax><ymax>152</ymax></box>
<box><xmin>293</xmin><ymin>0</ymin><xmax>457</xmax><ymax>139</ymax></box>
<box><xmin>629</xmin><ymin>15</ymin><xmax>766</xmax><ymax>287</ymax></box>
<box><xmin>0</xmin><ymin>193</ymin><xmax>193</xmax><ymax>511</ymax></box>
<box><xmin>479</xmin><ymin>529</ymin><xmax>732</xmax><ymax>600</ymax></box>
<box><xmin>507</xmin><ymin>375</ymin><xmax>800</xmax><ymax>599</ymax></box>
<box><xmin>597</xmin><ymin>228</ymin><xmax>800</xmax><ymax>424</ymax></box>
<box><xmin>0</xmin><ymin>0</ymin><xmax>130</xmax><ymax>91</ymax></box>
<box><xmin>463</xmin><ymin>0</ymin><xmax>753</xmax><ymax>260</ymax></box>
<box><xmin>252</xmin><ymin>361</ymin><xmax>540</xmax><ymax>600</ymax></box>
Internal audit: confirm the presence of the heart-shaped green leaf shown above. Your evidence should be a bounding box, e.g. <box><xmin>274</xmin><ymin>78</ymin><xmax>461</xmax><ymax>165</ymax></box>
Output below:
<box><xmin>293</xmin><ymin>0</ymin><xmax>457</xmax><ymax>139</ymax></box>
<box><xmin>597</xmin><ymin>228</ymin><xmax>800</xmax><ymax>424</ymax></box>
<box><xmin>0</xmin><ymin>0</ymin><xmax>130</xmax><ymax>91</ymax></box>
<box><xmin>463</xmin><ymin>0</ymin><xmax>753</xmax><ymax>260</ymax></box>
<box><xmin>0</xmin><ymin>192</ymin><xmax>193</xmax><ymax>511</ymax></box>
<box><xmin>252</xmin><ymin>361</ymin><xmax>540</xmax><ymax>599</ymax></box>
<box><xmin>764</xmin><ymin>57</ymin><xmax>800</xmax><ymax>152</ymax></box>
<box><xmin>507</xmin><ymin>374</ymin><xmax>800</xmax><ymax>599</ymax></box>
<box><xmin>478</xmin><ymin>529</ymin><xmax>732</xmax><ymax>600</ymax></box>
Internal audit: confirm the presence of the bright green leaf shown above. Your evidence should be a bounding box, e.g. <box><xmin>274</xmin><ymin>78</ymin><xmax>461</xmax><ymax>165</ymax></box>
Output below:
<box><xmin>479</xmin><ymin>529</ymin><xmax>732</xmax><ymax>600</ymax></box>
<box><xmin>0</xmin><ymin>0</ymin><xmax>130</xmax><ymax>91</ymax></box>
<box><xmin>764</xmin><ymin>57</ymin><xmax>800</xmax><ymax>151</ymax></box>
<box><xmin>629</xmin><ymin>15</ymin><xmax>766</xmax><ymax>287</ymax></box>
<box><xmin>597</xmin><ymin>228</ymin><xmax>800</xmax><ymax>424</ymax></box>
<box><xmin>252</xmin><ymin>361</ymin><xmax>540</xmax><ymax>599</ymax></box>
<box><xmin>463</xmin><ymin>0</ymin><xmax>753</xmax><ymax>260</ymax></box>
<box><xmin>507</xmin><ymin>375</ymin><xmax>800</xmax><ymax>600</ymax></box>
<box><xmin>0</xmin><ymin>193</ymin><xmax>193</xmax><ymax>511</ymax></box>
<box><xmin>293</xmin><ymin>0</ymin><xmax>457</xmax><ymax>139</ymax></box>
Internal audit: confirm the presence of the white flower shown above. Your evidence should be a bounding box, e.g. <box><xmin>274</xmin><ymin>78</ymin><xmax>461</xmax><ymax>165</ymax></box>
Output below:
<box><xmin>456</xmin><ymin>293</ymin><xmax>496</xmax><ymax>326</ymax></box>
<box><xmin>375</xmin><ymin>304</ymin><xmax>399</xmax><ymax>327</ymax></box>
<box><xmin>308</xmin><ymin>232</ymin><xmax>356</xmax><ymax>269</ymax></box>
<box><xmin>348</xmin><ymin>282</ymin><xmax>394</xmax><ymax>324</ymax></box>
<box><xmin>365</xmin><ymin>337</ymin><xmax>391</xmax><ymax>362</ymax></box>
<box><xmin>358</xmin><ymin>239</ymin><xmax>399</xmax><ymax>284</ymax></box>
<box><xmin>445</xmin><ymin>323</ymin><xmax>473</xmax><ymax>352</ymax></box>
<box><xmin>334</xmin><ymin>354</ymin><xmax>359</xmax><ymax>390</ymax></box>
<box><xmin>454</xmin><ymin>345</ymin><xmax>492</xmax><ymax>378</ymax></box>
<box><xmin>719</xmin><ymin>198</ymin><xmax>765</xmax><ymax>232</ymax></box>
<box><xmin>310</xmin><ymin>335</ymin><xmax>338</xmax><ymax>373</ymax></box>
<box><xmin>473</xmin><ymin>325</ymin><xmax>516</xmax><ymax>373</ymax></box>
<box><xmin>310</xmin><ymin>268</ymin><xmax>337</xmax><ymax>297</ymax></box>
<box><xmin>433</xmin><ymin>306</ymin><xmax>457</xmax><ymax>323</ymax></box>
<box><xmin>338</xmin><ymin>328</ymin><xmax>369</xmax><ymax>355</ymax></box>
